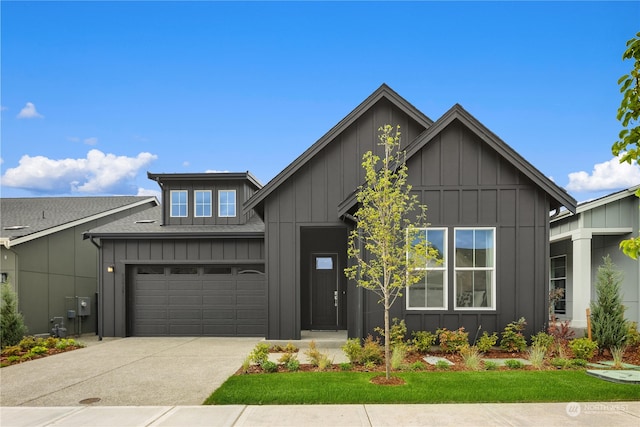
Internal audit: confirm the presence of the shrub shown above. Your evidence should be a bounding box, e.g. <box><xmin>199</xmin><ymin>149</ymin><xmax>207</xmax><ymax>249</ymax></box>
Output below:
<box><xmin>504</xmin><ymin>359</ymin><xmax>524</xmax><ymax>369</ymax></box>
<box><xmin>17</xmin><ymin>336</ymin><xmax>40</xmax><ymax>350</ymax></box>
<box><xmin>410</xmin><ymin>361</ymin><xmax>426</xmax><ymax>371</ymax></box>
<box><xmin>0</xmin><ymin>283</ymin><xmax>28</xmax><ymax>348</ymax></box>
<box><xmin>591</xmin><ymin>256</ymin><xmax>627</xmax><ymax>351</ymax></box>
<box><xmin>360</xmin><ymin>335</ymin><xmax>383</xmax><ymax>365</ymax></box>
<box><xmin>249</xmin><ymin>343</ymin><xmax>270</xmax><ymax>365</ymax></box>
<box><xmin>500</xmin><ymin>318</ymin><xmax>527</xmax><ymax>352</ymax></box>
<box><xmin>550</xmin><ymin>357</ymin><xmax>571</xmax><ymax>369</ymax></box>
<box><xmin>305</xmin><ymin>340</ymin><xmax>332</xmax><ymax>368</ymax></box>
<box><xmin>1</xmin><ymin>345</ymin><xmax>22</xmax><ymax>357</ymax></box>
<box><xmin>410</xmin><ymin>330</ymin><xmax>436</xmax><ymax>353</ymax></box>
<box><xmin>530</xmin><ymin>331</ymin><xmax>555</xmax><ymax>353</ymax></box>
<box><xmin>460</xmin><ymin>345</ymin><xmax>482</xmax><ymax>371</ymax></box>
<box><xmin>435</xmin><ymin>360</ymin><xmax>450</xmax><ymax>370</ymax></box>
<box><xmin>391</xmin><ymin>344</ymin><xmax>406</xmax><ymax>370</ymax></box>
<box><xmin>569</xmin><ymin>338</ymin><xmax>598</xmax><ymax>360</ymax></box>
<box><xmin>30</xmin><ymin>345</ymin><xmax>47</xmax><ymax>355</ymax></box>
<box><xmin>342</xmin><ymin>338</ymin><xmax>363</xmax><ymax>364</ymax></box>
<box><xmin>261</xmin><ymin>360</ymin><xmax>278</xmax><ymax>373</ymax></box>
<box><xmin>241</xmin><ymin>356</ymin><xmax>251</xmax><ymax>373</ymax></box>
<box><xmin>317</xmin><ymin>354</ymin><xmax>333</xmax><ymax>371</ymax></box>
<box><xmin>611</xmin><ymin>346</ymin><xmax>626</xmax><ymax>369</ymax></box>
<box><xmin>283</xmin><ymin>342</ymin><xmax>299</xmax><ymax>353</ymax></box>
<box><xmin>374</xmin><ymin>318</ymin><xmax>407</xmax><ymax>349</ymax></box>
<box><xmin>484</xmin><ymin>360</ymin><xmax>499</xmax><ymax>371</ymax></box>
<box><xmin>339</xmin><ymin>362</ymin><xmax>352</xmax><ymax>371</ymax></box>
<box><xmin>476</xmin><ymin>331</ymin><xmax>498</xmax><ymax>352</ymax></box>
<box><xmin>625</xmin><ymin>321</ymin><xmax>640</xmax><ymax>346</ymax></box>
<box><xmin>570</xmin><ymin>359</ymin><xmax>587</xmax><ymax>368</ymax></box>
<box><xmin>277</xmin><ymin>352</ymin><xmax>296</xmax><ymax>365</ymax></box>
<box><xmin>528</xmin><ymin>345</ymin><xmax>546</xmax><ymax>369</ymax></box>
<box><xmin>436</xmin><ymin>327</ymin><xmax>469</xmax><ymax>353</ymax></box>
<box><xmin>285</xmin><ymin>359</ymin><xmax>300</xmax><ymax>372</ymax></box>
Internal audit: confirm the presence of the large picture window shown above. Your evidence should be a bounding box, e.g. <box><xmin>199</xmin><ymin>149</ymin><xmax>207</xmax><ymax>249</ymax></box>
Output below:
<box><xmin>454</xmin><ymin>228</ymin><xmax>495</xmax><ymax>309</ymax></box>
<box><xmin>407</xmin><ymin>228</ymin><xmax>447</xmax><ymax>310</ymax></box>
<box><xmin>194</xmin><ymin>190</ymin><xmax>212</xmax><ymax>217</ymax></box>
<box><xmin>218</xmin><ymin>190</ymin><xmax>236</xmax><ymax>217</ymax></box>
<box><xmin>170</xmin><ymin>190</ymin><xmax>188</xmax><ymax>217</ymax></box>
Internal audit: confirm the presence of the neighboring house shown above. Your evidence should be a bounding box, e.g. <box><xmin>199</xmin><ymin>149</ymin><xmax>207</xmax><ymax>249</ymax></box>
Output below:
<box><xmin>86</xmin><ymin>84</ymin><xmax>577</xmax><ymax>340</ymax></box>
<box><xmin>0</xmin><ymin>196</ymin><xmax>158</xmax><ymax>336</ymax></box>
<box><xmin>550</xmin><ymin>185</ymin><xmax>640</xmax><ymax>330</ymax></box>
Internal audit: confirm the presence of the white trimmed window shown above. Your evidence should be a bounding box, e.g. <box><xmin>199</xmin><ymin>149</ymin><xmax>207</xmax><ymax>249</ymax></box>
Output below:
<box><xmin>550</xmin><ymin>255</ymin><xmax>567</xmax><ymax>315</ymax></box>
<box><xmin>407</xmin><ymin>228</ymin><xmax>447</xmax><ymax>310</ymax></box>
<box><xmin>218</xmin><ymin>190</ymin><xmax>236</xmax><ymax>217</ymax></box>
<box><xmin>454</xmin><ymin>228</ymin><xmax>495</xmax><ymax>309</ymax></box>
<box><xmin>194</xmin><ymin>190</ymin><xmax>212</xmax><ymax>217</ymax></box>
<box><xmin>170</xmin><ymin>190</ymin><xmax>188</xmax><ymax>217</ymax></box>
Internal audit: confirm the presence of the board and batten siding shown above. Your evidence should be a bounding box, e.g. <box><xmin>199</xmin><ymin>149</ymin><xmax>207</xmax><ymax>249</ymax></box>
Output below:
<box><xmin>100</xmin><ymin>237</ymin><xmax>264</xmax><ymax>337</ymax></box>
<box><xmin>263</xmin><ymin>98</ymin><xmax>427</xmax><ymax>339</ymax></box>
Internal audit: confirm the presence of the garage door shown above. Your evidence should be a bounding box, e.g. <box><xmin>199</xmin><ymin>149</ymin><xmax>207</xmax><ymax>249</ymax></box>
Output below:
<box><xmin>130</xmin><ymin>265</ymin><xmax>265</xmax><ymax>336</ymax></box>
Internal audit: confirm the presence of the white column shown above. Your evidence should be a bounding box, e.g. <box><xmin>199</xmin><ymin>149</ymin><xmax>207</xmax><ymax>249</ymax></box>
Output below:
<box><xmin>571</xmin><ymin>229</ymin><xmax>592</xmax><ymax>328</ymax></box>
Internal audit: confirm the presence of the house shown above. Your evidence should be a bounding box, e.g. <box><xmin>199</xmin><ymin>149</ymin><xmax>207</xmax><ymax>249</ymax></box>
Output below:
<box><xmin>85</xmin><ymin>84</ymin><xmax>577</xmax><ymax>340</ymax></box>
<box><xmin>550</xmin><ymin>185</ymin><xmax>640</xmax><ymax>330</ymax></box>
<box><xmin>0</xmin><ymin>196</ymin><xmax>159</xmax><ymax>335</ymax></box>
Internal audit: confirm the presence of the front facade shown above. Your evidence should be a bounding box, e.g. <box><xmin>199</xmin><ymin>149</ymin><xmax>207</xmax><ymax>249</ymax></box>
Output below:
<box><xmin>550</xmin><ymin>186</ymin><xmax>640</xmax><ymax>329</ymax></box>
<box><xmin>0</xmin><ymin>196</ymin><xmax>158</xmax><ymax>335</ymax></box>
<box><xmin>88</xmin><ymin>85</ymin><xmax>576</xmax><ymax>340</ymax></box>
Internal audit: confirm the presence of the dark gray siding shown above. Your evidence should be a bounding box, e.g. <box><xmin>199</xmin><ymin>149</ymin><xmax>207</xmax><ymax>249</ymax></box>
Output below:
<box><xmin>100</xmin><ymin>237</ymin><xmax>264</xmax><ymax>337</ymax></box>
<box><xmin>263</xmin><ymin>98</ymin><xmax>428</xmax><ymax>339</ymax></box>
<box><xmin>381</xmin><ymin>120</ymin><xmax>551</xmax><ymax>338</ymax></box>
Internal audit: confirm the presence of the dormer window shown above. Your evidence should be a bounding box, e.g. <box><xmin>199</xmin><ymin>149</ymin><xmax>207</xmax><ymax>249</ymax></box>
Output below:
<box><xmin>218</xmin><ymin>190</ymin><xmax>236</xmax><ymax>217</ymax></box>
<box><xmin>170</xmin><ymin>190</ymin><xmax>188</xmax><ymax>217</ymax></box>
<box><xmin>195</xmin><ymin>190</ymin><xmax>212</xmax><ymax>217</ymax></box>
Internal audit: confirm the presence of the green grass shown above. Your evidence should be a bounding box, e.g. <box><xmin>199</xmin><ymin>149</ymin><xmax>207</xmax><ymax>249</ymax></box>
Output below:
<box><xmin>204</xmin><ymin>371</ymin><xmax>640</xmax><ymax>405</ymax></box>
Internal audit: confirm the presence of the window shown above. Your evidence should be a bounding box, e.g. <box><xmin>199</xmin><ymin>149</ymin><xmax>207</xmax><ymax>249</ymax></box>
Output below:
<box><xmin>194</xmin><ymin>190</ymin><xmax>212</xmax><ymax>217</ymax></box>
<box><xmin>550</xmin><ymin>256</ymin><xmax>566</xmax><ymax>315</ymax></box>
<box><xmin>170</xmin><ymin>190</ymin><xmax>188</xmax><ymax>217</ymax></box>
<box><xmin>454</xmin><ymin>228</ymin><xmax>495</xmax><ymax>309</ymax></box>
<box><xmin>315</xmin><ymin>257</ymin><xmax>334</xmax><ymax>270</ymax></box>
<box><xmin>407</xmin><ymin>228</ymin><xmax>447</xmax><ymax>310</ymax></box>
<box><xmin>218</xmin><ymin>190</ymin><xmax>236</xmax><ymax>217</ymax></box>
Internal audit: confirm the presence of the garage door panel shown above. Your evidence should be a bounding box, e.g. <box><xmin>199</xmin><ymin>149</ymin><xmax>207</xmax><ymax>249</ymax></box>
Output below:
<box><xmin>132</xmin><ymin>265</ymin><xmax>265</xmax><ymax>337</ymax></box>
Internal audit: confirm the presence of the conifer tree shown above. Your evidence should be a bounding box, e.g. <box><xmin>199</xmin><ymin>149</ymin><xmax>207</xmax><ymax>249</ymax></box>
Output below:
<box><xmin>1</xmin><ymin>282</ymin><xmax>28</xmax><ymax>348</ymax></box>
<box><xmin>590</xmin><ymin>256</ymin><xmax>627</xmax><ymax>352</ymax></box>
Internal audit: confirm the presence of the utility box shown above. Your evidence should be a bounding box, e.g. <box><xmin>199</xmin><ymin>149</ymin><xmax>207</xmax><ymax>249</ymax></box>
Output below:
<box><xmin>77</xmin><ymin>297</ymin><xmax>91</xmax><ymax>316</ymax></box>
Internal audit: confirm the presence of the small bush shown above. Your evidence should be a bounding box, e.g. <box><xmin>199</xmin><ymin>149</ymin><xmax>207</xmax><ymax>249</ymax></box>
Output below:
<box><xmin>500</xmin><ymin>318</ymin><xmax>527</xmax><ymax>352</ymax></box>
<box><xmin>30</xmin><ymin>345</ymin><xmax>47</xmax><ymax>355</ymax></box>
<box><xmin>504</xmin><ymin>359</ymin><xmax>525</xmax><ymax>369</ymax></box>
<box><xmin>261</xmin><ymin>360</ymin><xmax>278</xmax><ymax>373</ymax></box>
<box><xmin>410</xmin><ymin>361</ymin><xmax>426</xmax><ymax>371</ymax></box>
<box><xmin>17</xmin><ymin>336</ymin><xmax>40</xmax><ymax>351</ymax></box>
<box><xmin>530</xmin><ymin>331</ymin><xmax>555</xmax><ymax>353</ymax></box>
<box><xmin>550</xmin><ymin>357</ymin><xmax>571</xmax><ymax>369</ymax></box>
<box><xmin>339</xmin><ymin>362</ymin><xmax>352</xmax><ymax>371</ymax></box>
<box><xmin>285</xmin><ymin>359</ymin><xmax>300</xmax><ymax>372</ymax></box>
<box><xmin>363</xmin><ymin>360</ymin><xmax>377</xmax><ymax>370</ymax></box>
<box><xmin>460</xmin><ymin>345</ymin><xmax>482</xmax><ymax>371</ymax></box>
<box><xmin>317</xmin><ymin>354</ymin><xmax>333</xmax><ymax>371</ymax></box>
<box><xmin>484</xmin><ymin>360</ymin><xmax>499</xmax><ymax>371</ymax></box>
<box><xmin>241</xmin><ymin>356</ymin><xmax>251</xmax><ymax>373</ymax></box>
<box><xmin>360</xmin><ymin>335</ymin><xmax>383</xmax><ymax>365</ymax></box>
<box><xmin>569</xmin><ymin>338</ymin><xmax>598</xmax><ymax>360</ymax></box>
<box><xmin>625</xmin><ymin>321</ymin><xmax>640</xmax><ymax>346</ymax></box>
<box><xmin>435</xmin><ymin>360</ymin><xmax>450</xmax><ymax>370</ymax></box>
<box><xmin>391</xmin><ymin>344</ymin><xmax>406</xmax><ymax>370</ymax></box>
<box><xmin>342</xmin><ymin>338</ymin><xmax>362</xmax><ymax>364</ymax></box>
<box><xmin>278</xmin><ymin>352</ymin><xmax>296</xmax><ymax>365</ymax></box>
<box><xmin>528</xmin><ymin>345</ymin><xmax>546</xmax><ymax>369</ymax></box>
<box><xmin>374</xmin><ymin>318</ymin><xmax>407</xmax><ymax>349</ymax></box>
<box><xmin>283</xmin><ymin>342</ymin><xmax>299</xmax><ymax>353</ymax></box>
<box><xmin>6</xmin><ymin>355</ymin><xmax>20</xmax><ymax>364</ymax></box>
<box><xmin>249</xmin><ymin>343</ymin><xmax>270</xmax><ymax>365</ymax></box>
<box><xmin>410</xmin><ymin>330</ymin><xmax>436</xmax><ymax>353</ymax></box>
<box><xmin>476</xmin><ymin>331</ymin><xmax>498</xmax><ymax>352</ymax></box>
<box><xmin>611</xmin><ymin>346</ymin><xmax>626</xmax><ymax>369</ymax></box>
<box><xmin>305</xmin><ymin>341</ymin><xmax>332</xmax><ymax>368</ymax></box>
<box><xmin>570</xmin><ymin>359</ymin><xmax>587</xmax><ymax>368</ymax></box>
<box><xmin>437</xmin><ymin>327</ymin><xmax>469</xmax><ymax>353</ymax></box>
<box><xmin>1</xmin><ymin>345</ymin><xmax>22</xmax><ymax>357</ymax></box>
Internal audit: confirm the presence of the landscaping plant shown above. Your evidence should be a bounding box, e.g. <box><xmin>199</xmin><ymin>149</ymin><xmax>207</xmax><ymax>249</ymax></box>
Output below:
<box><xmin>374</xmin><ymin>318</ymin><xmax>407</xmax><ymax>350</ymax></box>
<box><xmin>459</xmin><ymin>345</ymin><xmax>482</xmax><ymax>371</ymax></box>
<box><xmin>476</xmin><ymin>331</ymin><xmax>498</xmax><ymax>352</ymax></box>
<box><xmin>0</xmin><ymin>283</ymin><xmax>27</xmax><ymax>348</ymax></box>
<box><xmin>590</xmin><ymin>256</ymin><xmax>628</xmax><ymax>353</ymax></box>
<box><xmin>410</xmin><ymin>330</ymin><xmax>436</xmax><ymax>353</ymax></box>
<box><xmin>500</xmin><ymin>318</ymin><xmax>527</xmax><ymax>352</ymax></box>
<box><xmin>436</xmin><ymin>327</ymin><xmax>469</xmax><ymax>353</ymax></box>
<box><xmin>568</xmin><ymin>338</ymin><xmax>598</xmax><ymax>361</ymax></box>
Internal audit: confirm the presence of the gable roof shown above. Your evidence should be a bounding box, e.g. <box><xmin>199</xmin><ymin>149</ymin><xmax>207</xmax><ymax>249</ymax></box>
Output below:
<box><xmin>338</xmin><ymin>103</ymin><xmax>577</xmax><ymax>216</ymax></box>
<box><xmin>244</xmin><ymin>84</ymin><xmax>433</xmax><ymax>213</ymax></box>
<box><xmin>551</xmin><ymin>184</ymin><xmax>640</xmax><ymax>223</ymax></box>
<box><xmin>0</xmin><ymin>196</ymin><xmax>158</xmax><ymax>248</ymax></box>
<box><xmin>147</xmin><ymin>171</ymin><xmax>263</xmax><ymax>190</ymax></box>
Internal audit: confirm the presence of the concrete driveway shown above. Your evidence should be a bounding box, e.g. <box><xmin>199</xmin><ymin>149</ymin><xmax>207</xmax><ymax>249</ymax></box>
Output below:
<box><xmin>0</xmin><ymin>336</ymin><xmax>260</xmax><ymax>407</ymax></box>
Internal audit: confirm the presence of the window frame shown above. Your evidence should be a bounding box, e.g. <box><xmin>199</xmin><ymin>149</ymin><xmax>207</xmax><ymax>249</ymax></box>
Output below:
<box><xmin>218</xmin><ymin>189</ymin><xmax>237</xmax><ymax>218</ymax></box>
<box><xmin>406</xmin><ymin>227</ymin><xmax>448</xmax><ymax>311</ymax></box>
<box><xmin>453</xmin><ymin>227</ymin><xmax>496</xmax><ymax>311</ymax></box>
<box><xmin>170</xmin><ymin>190</ymin><xmax>188</xmax><ymax>218</ymax></box>
<box><xmin>549</xmin><ymin>255</ymin><xmax>567</xmax><ymax>315</ymax></box>
<box><xmin>194</xmin><ymin>190</ymin><xmax>213</xmax><ymax>218</ymax></box>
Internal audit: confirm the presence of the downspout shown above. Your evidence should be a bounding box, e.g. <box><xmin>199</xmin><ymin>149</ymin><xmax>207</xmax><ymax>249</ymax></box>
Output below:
<box><xmin>86</xmin><ymin>234</ymin><xmax>103</xmax><ymax>341</ymax></box>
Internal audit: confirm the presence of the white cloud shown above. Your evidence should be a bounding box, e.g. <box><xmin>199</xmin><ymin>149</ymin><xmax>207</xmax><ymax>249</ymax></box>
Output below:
<box><xmin>1</xmin><ymin>149</ymin><xmax>157</xmax><ymax>195</ymax></box>
<box><xmin>16</xmin><ymin>102</ymin><xmax>43</xmax><ymax>119</ymax></box>
<box><xmin>137</xmin><ymin>187</ymin><xmax>161</xmax><ymax>199</ymax></box>
<box><xmin>566</xmin><ymin>155</ymin><xmax>640</xmax><ymax>192</ymax></box>
<box><xmin>205</xmin><ymin>169</ymin><xmax>230</xmax><ymax>173</ymax></box>
<box><xmin>182</xmin><ymin>161</ymin><xmax>190</xmax><ymax>167</ymax></box>
<box><xmin>84</xmin><ymin>137</ymin><xmax>98</xmax><ymax>145</ymax></box>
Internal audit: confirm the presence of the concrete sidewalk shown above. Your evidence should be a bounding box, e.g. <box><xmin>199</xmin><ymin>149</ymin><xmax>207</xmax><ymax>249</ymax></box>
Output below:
<box><xmin>2</xmin><ymin>402</ymin><xmax>639</xmax><ymax>426</ymax></box>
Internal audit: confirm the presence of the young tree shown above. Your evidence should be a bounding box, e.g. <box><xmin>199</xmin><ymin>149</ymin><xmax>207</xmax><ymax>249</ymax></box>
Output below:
<box><xmin>590</xmin><ymin>256</ymin><xmax>627</xmax><ymax>353</ymax></box>
<box><xmin>613</xmin><ymin>31</ymin><xmax>640</xmax><ymax>259</ymax></box>
<box><xmin>345</xmin><ymin>125</ymin><xmax>438</xmax><ymax>379</ymax></box>
<box><xmin>1</xmin><ymin>282</ymin><xmax>28</xmax><ymax>348</ymax></box>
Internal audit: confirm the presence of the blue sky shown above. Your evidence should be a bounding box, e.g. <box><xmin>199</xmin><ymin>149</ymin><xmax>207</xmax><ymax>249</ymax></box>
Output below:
<box><xmin>2</xmin><ymin>1</ymin><xmax>639</xmax><ymax>202</ymax></box>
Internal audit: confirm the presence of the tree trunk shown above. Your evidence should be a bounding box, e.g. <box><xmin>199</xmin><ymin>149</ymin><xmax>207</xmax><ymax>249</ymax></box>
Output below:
<box><xmin>384</xmin><ymin>295</ymin><xmax>391</xmax><ymax>379</ymax></box>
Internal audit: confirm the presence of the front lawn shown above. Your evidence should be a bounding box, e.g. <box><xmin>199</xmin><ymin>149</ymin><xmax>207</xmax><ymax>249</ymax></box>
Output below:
<box><xmin>205</xmin><ymin>370</ymin><xmax>640</xmax><ymax>405</ymax></box>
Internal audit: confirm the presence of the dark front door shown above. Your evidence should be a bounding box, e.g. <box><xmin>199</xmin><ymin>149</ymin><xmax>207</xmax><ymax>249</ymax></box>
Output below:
<box><xmin>310</xmin><ymin>254</ymin><xmax>338</xmax><ymax>329</ymax></box>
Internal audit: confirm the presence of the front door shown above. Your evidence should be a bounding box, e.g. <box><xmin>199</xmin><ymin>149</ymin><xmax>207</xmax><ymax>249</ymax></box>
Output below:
<box><xmin>310</xmin><ymin>254</ymin><xmax>338</xmax><ymax>330</ymax></box>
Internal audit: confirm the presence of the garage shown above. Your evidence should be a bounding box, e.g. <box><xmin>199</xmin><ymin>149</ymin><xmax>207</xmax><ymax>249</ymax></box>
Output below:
<box><xmin>128</xmin><ymin>264</ymin><xmax>266</xmax><ymax>337</ymax></box>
